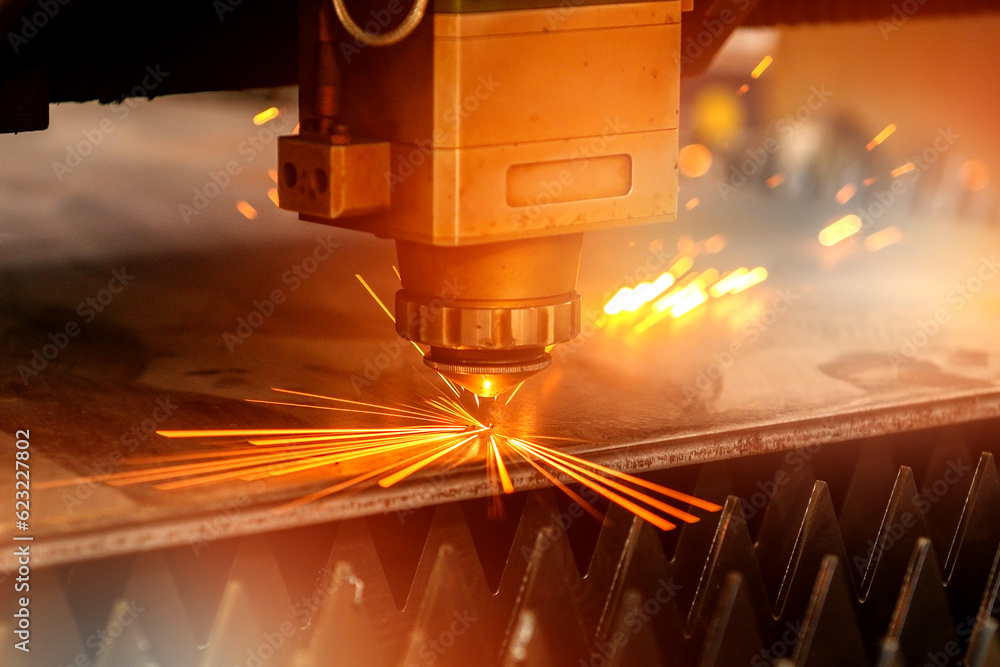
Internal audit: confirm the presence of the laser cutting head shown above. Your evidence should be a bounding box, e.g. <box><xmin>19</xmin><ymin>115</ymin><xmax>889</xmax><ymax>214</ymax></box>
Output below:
<box><xmin>279</xmin><ymin>0</ymin><xmax>683</xmax><ymax>397</ymax></box>
<box><xmin>393</xmin><ymin>236</ymin><xmax>582</xmax><ymax>397</ymax></box>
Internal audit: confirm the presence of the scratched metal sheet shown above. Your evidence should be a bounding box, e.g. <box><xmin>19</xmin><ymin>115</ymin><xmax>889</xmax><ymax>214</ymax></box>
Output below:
<box><xmin>1</xmin><ymin>89</ymin><xmax>999</xmax><ymax>570</ymax></box>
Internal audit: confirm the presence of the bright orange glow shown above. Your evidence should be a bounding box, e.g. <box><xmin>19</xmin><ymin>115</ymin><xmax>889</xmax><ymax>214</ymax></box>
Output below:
<box><xmin>679</xmin><ymin>144</ymin><xmax>713</xmax><ymax>178</ymax></box>
<box><xmin>42</xmin><ymin>384</ymin><xmax>721</xmax><ymax>531</ymax></box>
<box><xmin>685</xmin><ymin>197</ymin><xmax>700</xmax><ymax>210</ymax></box>
<box><xmin>268</xmin><ymin>168</ymin><xmax>278</xmax><ymax>183</ymax></box>
<box><xmin>726</xmin><ymin>267</ymin><xmax>768</xmax><ymax>294</ymax></box>
<box><xmin>703</xmin><ymin>234</ymin><xmax>726</xmax><ymax>254</ymax></box>
<box><xmin>737</xmin><ymin>83</ymin><xmax>749</xmax><ymax>96</ymax></box>
<box><xmin>891</xmin><ymin>162</ymin><xmax>916</xmax><ymax>178</ymax></box>
<box><xmin>268</xmin><ymin>188</ymin><xmax>279</xmax><ymax>206</ymax></box>
<box><xmin>355</xmin><ymin>274</ymin><xmax>395</xmax><ymax>323</ymax></box>
<box><xmin>604</xmin><ymin>271</ymin><xmax>677</xmax><ymax>315</ymax></box>
<box><xmin>766</xmin><ymin>173</ymin><xmax>785</xmax><ymax>188</ymax></box>
<box><xmin>490</xmin><ymin>437</ymin><xmax>514</xmax><ymax>494</ymax></box>
<box><xmin>669</xmin><ymin>290</ymin><xmax>708</xmax><ymax>318</ymax></box>
<box><xmin>253</xmin><ymin>107</ymin><xmax>280</xmax><ymax>125</ymax></box>
<box><xmin>819</xmin><ymin>214</ymin><xmax>862</xmax><ymax>246</ymax></box>
<box><xmin>750</xmin><ymin>55</ymin><xmax>773</xmax><ymax>78</ymax></box>
<box><xmin>866</xmin><ymin>123</ymin><xmax>897</xmax><ymax>151</ymax></box>
<box><xmin>709</xmin><ymin>268</ymin><xmax>747</xmax><ymax>297</ymax></box>
<box><xmin>864</xmin><ymin>226</ymin><xmax>903</xmax><ymax>252</ymax></box>
<box><xmin>959</xmin><ymin>159</ymin><xmax>992</xmax><ymax>191</ymax></box>
<box><xmin>236</xmin><ymin>201</ymin><xmax>257</xmax><ymax>219</ymax></box>
<box><xmin>835</xmin><ymin>184</ymin><xmax>857</xmax><ymax>205</ymax></box>
<box><xmin>863</xmin><ymin>176</ymin><xmax>879</xmax><ymax>187</ymax></box>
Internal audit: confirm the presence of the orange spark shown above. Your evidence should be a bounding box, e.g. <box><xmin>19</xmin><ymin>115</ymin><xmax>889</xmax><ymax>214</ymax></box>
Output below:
<box><xmin>253</xmin><ymin>107</ymin><xmax>280</xmax><ymax>125</ymax></box>
<box><xmin>819</xmin><ymin>214</ymin><xmax>862</xmax><ymax>247</ymax></box>
<box><xmin>891</xmin><ymin>163</ymin><xmax>916</xmax><ymax>178</ymax></box>
<box><xmin>865</xmin><ymin>226</ymin><xmax>903</xmax><ymax>252</ymax></box>
<box><xmin>751</xmin><ymin>55</ymin><xmax>773</xmax><ymax>78</ymax></box>
<box><xmin>866</xmin><ymin>123</ymin><xmax>897</xmax><ymax>151</ymax></box>
<box><xmin>236</xmin><ymin>201</ymin><xmax>257</xmax><ymax>219</ymax></box>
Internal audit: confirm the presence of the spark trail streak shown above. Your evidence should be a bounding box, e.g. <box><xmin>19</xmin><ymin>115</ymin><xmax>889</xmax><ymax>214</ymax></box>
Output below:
<box><xmin>40</xmin><ymin>387</ymin><xmax>721</xmax><ymax>530</ymax></box>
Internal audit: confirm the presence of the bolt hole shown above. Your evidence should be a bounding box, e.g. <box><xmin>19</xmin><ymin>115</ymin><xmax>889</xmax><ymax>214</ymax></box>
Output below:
<box><xmin>314</xmin><ymin>168</ymin><xmax>329</xmax><ymax>194</ymax></box>
<box><xmin>282</xmin><ymin>163</ymin><xmax>298</xmax><ymax>188</ymax></box>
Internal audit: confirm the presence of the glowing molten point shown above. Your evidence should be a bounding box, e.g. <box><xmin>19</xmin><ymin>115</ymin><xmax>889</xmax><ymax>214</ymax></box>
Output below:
<box><xmin>253</xmin><ymin>107</ymin><xmax>280</xmax><ymax>125</ymax></box>
<box><xmin>819</xmin><ymin>214</ymin><xmax>862</xmax><ymax>247</ymax></box>
<box><xmin>679</xmin><ymin>144</ymin><xmax>713</xmax><ymax>178</ymax></box>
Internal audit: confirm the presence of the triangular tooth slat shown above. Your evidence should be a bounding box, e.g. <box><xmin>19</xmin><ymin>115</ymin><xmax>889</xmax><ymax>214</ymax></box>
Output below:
<box><xmin>967</xmin><ymin>618</ymin><xmax>1000</xmax><ymax>667</ymax></box>
<box><xmin>884</xmin><ymin>537</ymin><xmax>957</xmax><ymax>667</ymax></box>
<box><xmin>875</xmin><ymin>637</ymin><xmax>905</xmax><ymax>667</ymax></box>
<box><xmin>197</xmin><ymin>535</ymin><xmax>299</xmax><ymax>667</ymax></box>
<box><xmin>502</xmin><ymin>513</ymin><xmax>592</xmax><ymax>664</ymax></box>
<box><xmin>753</xmin><ymin>455</ymin><xmax>818</xmax><ymax>607</ymax></box>
<box><xmin>697</xmin><ymin>572</ymin><xmax>764</xmax><ymax>667</ymax></box>
<box><xmin>592</xmin><ymin>511</ymin><xmax>687</xmax><ymax>665</ymax></box>
<box><xmin>316</xmin><ymin>517</ymin><xmax>414</xmax><ymax>660</ymax></box>
<box><xmin>165</xmin><ymin>536</ymin><xmax>240</xmax><ymax>646</ymax></box>
<box><xmin>366</xmin><ymin>505</ymin><xmax>437</xmax><ymax>611</ymax></box>
<box><xmin>294</xmin><ymin>562</ymin><xmax>390</xmax><ymax>667</ymax></box>
<box><xmin>599</xmin><ymin>588</ymin><xmax>666</xmax><ymax>667</ymax></box>
<box><xmin>792</xmin><ymin>555</ymin><xmax>868</xmax><ymax>667</ymax></box>
<box><xmin>94</xmin><ymin>597</ymin><xmax>159</xmax><ymax>667</ymax></box>
<box><xmin>57</xmin><ymin>553</ymin><xmax>136</xmax><ymax>660</ymax></box>
<box><xmin>684</xmin><ymin>496</ymin><xmax>772</xmax><ymax>643</ymax></box>
<box><xmin>10</xmin><ymin>567</ymin><xmax>85</xmax><ymax>666</ymax></box>
<box><xmin>921</xmin><ymin>431</ymin><xmax>975</xmax><ymax>559</ymax></box>
<box><xmin>399</xmin><ymin>543</ymin><xmax>490</xmax><ymax>667</ymax></box>
<box><xmin>461</xmin><ymin>491</ymin><xmax>529</xmax><ymax>594</ymax></box>
<box><xmin>839</xmin><ymin>442</ymin><xmax>898</xmax><ymax>591</ymax></box>
<box><xmin>857</xmin><ymin>466</ymin><xmax>931</xmax><ymax>632</ymax></box>
<box><xmin>669</xmin><ymin>469</ymin><xmax>732</xmax><ymax>617</ymax></box>
<box><xmin>118</xmin><ymin>550</ymin><xmax>201</xmax><ymax>666</ymax></box>
<box><xmin>501</xmin><ymin>609</ymin><xmax>559</xmax><ymax>667</ymax></box>
<box><xmin>267</xmin><ymin>521</ymin><xmax>340</xmax><ymax>610</ymax></box>
<box><xmin>771</xmin><ymin>481</ymin><xmax>852</xmax><ymax>624</ymax></box>
<box><xmin>965</xmin><ymin>542</ymin><xmax>1000</xmax><ymax>661</ymax></box>
<box><xmin>944</xmin><ymin>453</ymin><xmax>1000</xmax><ymax>624</ymax></box>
